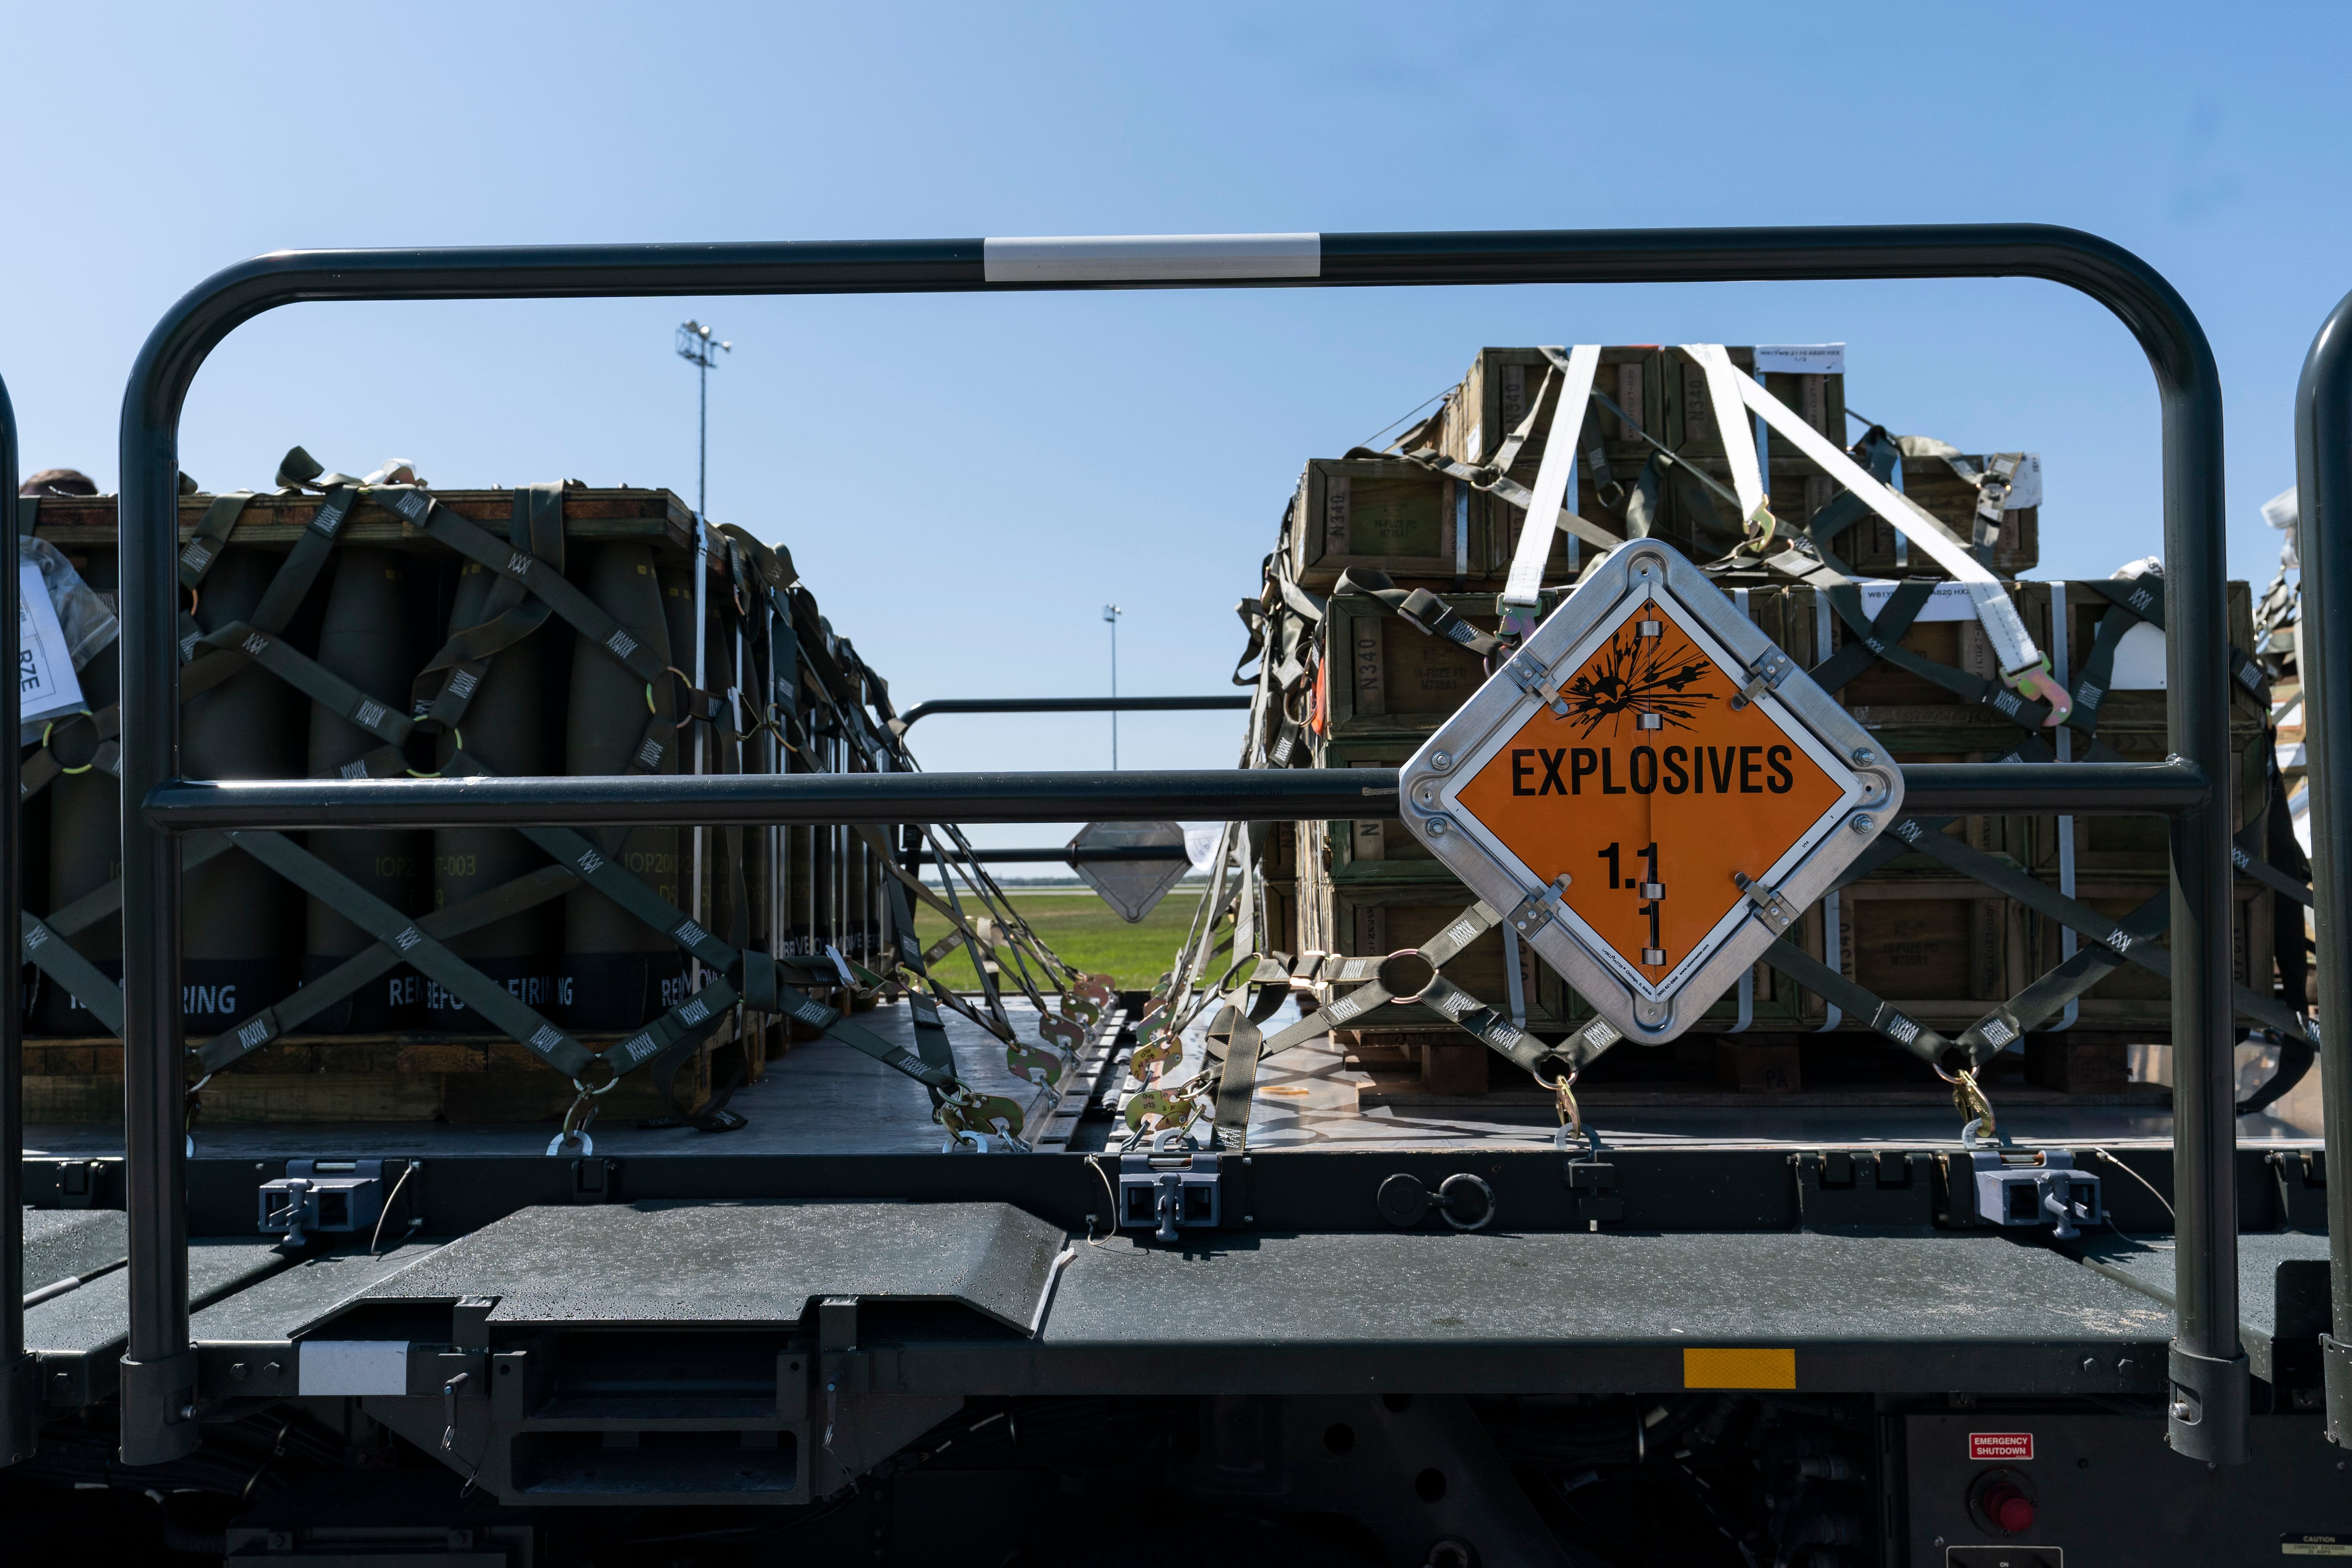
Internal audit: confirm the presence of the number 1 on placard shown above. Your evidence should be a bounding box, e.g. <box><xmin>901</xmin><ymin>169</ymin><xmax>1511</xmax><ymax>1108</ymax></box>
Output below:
<box><xmin>1599</xmin><ymin>842</ymin><xmax>1621</xmax><ymax>889</ymax></box>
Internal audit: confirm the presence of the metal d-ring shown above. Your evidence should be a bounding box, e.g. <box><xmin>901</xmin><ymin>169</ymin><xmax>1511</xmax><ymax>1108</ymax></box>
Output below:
<box><xmin>405</xmin><ymin>727</ymin><xmax>462</xmax><ymax>778</ymax></box>
<box><xmin>1437</xmin><ymin>1172</ymin><xmax>1495</xmax><ymax>1231</ymax></box>
<box><xmin>43</xmin><ymin>708</ymin><xmax>97</xmax><ymax>773</ymax></box>
<box><xmin>1373</xmin><ymin>947</ymin><xmax>1439</xmax><ymax>1004</ymax></box>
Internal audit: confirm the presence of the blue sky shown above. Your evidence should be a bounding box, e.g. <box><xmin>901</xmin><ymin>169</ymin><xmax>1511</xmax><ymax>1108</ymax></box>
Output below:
<box><xmin>3</xmin><ymin>3</ymin><xmax>2345</xmax><ymax>845</ymax></box>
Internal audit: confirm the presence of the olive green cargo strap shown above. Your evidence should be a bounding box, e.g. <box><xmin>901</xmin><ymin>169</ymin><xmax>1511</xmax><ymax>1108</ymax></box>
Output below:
<box><xmin>223</xmin><ymin>828</ymin><xmax>598</xmax><ymax>1079</ymax></box>
<box><xmin>17</xmin><ymin>820</ymin><xmax>242</xmax><ymax>1033</ymax></box>
<box><xmin>2064</xmin><ymin>572</ymin><xmax>2268</xmax><ymax>731</ymax></box>
<box><xmin>880</xmin><ymin>873</ymin><xmax>963</xmax><ymax>1109</ymax></box>
<box><xmin>1332</xmin><ymin>567</ymin><xmax>1508</xmax><ymax>658</ymax></box>
<box><xmin>516</xmin><ymin>815</ymin><xmax>966</xmax><ymax>1101</ymax></box>
<box><xmin>1252</xmin><ymin>900</ymin><xmax>1505</xmax><ymax>1064</ymax></box>
<box><xmin>1396</xmin><ymin>444</ymin><xmax>1626</xmax><ymax>556</ymax></box>
<box><xmin>861</xmin><ymin>824</ymin><xmax>1059</xmax><ymax>1024</ymax></box>
<box><xmin>1760</xmin><ymin>545</ymin><xmax>2066</xmax><ymax>732</ymax></box>
<box><xmin>174</xmin><ymin>491</ymin><xmax>257</xmax><ymax>661</ymax></box>
<box><xmin>1759</xmin><ymin>937</ymin><xmax>1958</xmax><ymax>1071</ymax></box>
<box><xmin>1882</xmin><ymin>811</ymin><xmax>2312</xmax><ymax>1049</ymax></box>
<box><xmin>519</xmin><ymin>820</ymin><xmax>737</xmax><ymax>972</ymax></box>
<box><xmin>19</xmin><ymin>915</ymin><xmax>127</xmax><ymax>1037</ymax></box>
<box><xmin>383</xmin><ymin>486</ymin><xmax>673</xmax><ymax>688</ymax></box>
<box><xmin>190</xmin><ymin>620</ymin><xmax>414</xmax><ymax>748</ymax></box>
<box><xmin>194</xmin><ymin>865</ymin><xmax>581</xmax><ymax>1075</ymax></box>
<box><xmin>412</xmin><ymin>483</ymin><xmax>566</xmax><ymax>730</ymax></box>
<box><xmin>599</xmin><ymin>977</ymin><xmax>742</xmax><ymax>1079</ymax></box>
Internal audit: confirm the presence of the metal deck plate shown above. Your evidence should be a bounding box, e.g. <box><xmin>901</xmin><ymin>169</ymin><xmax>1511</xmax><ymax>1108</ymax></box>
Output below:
<box><xmin>2073</xmin><ymin>1231</ymin><xmax>2331</xmax><ymax>1384</ymax></box>
<box><xmin>324</xmin><ymin>1201</ymin><xmax>1066</xmax><ymax>1334</ymax></box>
<box><xmin>1019</xmin><ymin>1230</ymin><xmax>2173</xmax><ymax>1393</ymax></box>
<box><xmin>190</xmin><ymin>1241</ymin><xmax>446</xmax><ymax>1342</ymax></box>
<box><xmin>24</xmin><ymin>1207</ymin><xmax>127</xmax><ymax>1287</ymax></box>
<box><xmin>28</xmin><ymin>1239</ymin><xmax>286</xmax><ymax>1359</ymax></box>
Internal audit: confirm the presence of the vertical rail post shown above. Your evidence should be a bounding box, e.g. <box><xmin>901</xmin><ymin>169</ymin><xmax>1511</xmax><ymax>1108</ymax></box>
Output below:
<box><xmin>0</xmin><ymin>374</ymin><xmax>29</xmax><ymax>1465</ymax></box>
<box><xmin>2296</xmin><ymin>288</ymin><xmax>2352</xmax><ymax>1443</ymax></box>
<box><xmin>2156</xmin><ymin>283</ymin><xmax>2248</xmax><ymax>1466</ymax></box>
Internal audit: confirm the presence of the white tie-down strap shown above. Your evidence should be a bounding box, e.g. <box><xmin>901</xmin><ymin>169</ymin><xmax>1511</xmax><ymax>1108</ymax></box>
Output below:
<box><xmin>1712</xmin><ymin>360</ymin><xmax>2046</xmax><ymax>680</ymax></box>
<box><xmin>1502</xmin><ymin>344</ymin><xmax>1603</xmax><ymax>605</ymax></box>
<box><xmin>1681</xmin><ymin>344</ymin><xmax>1771</xmax><ymax>533</ymax></box>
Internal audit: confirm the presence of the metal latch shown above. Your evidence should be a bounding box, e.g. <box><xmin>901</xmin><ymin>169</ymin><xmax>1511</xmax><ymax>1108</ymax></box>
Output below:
<box><xmin>1506</xmin><ymin>653</ymin><xmax>1571</xmax><ymax>716</ymax></box>
<box><xmin>1507</xmin><ymin>874</ymin><xmax>1575</xmax><ymax>937</ymax></box>
<box><xmin>257</xmin><ymin>1159</ymin><xmax>387</xmax><ymax>1245</ymax></box>
<box><xmin>1565</xmin><ymin>1160</ymin><xmax>1623</xmax><ymax>1227</ymax></box>
<box><xmin>1728</xmin><ymin>649</ymin><xmax>1794</xmax><ymax>711</ymax></box>
<box><xmin>1964</xmin><ymin>1149</ymin><xmax>2102</xmax><ymax>1241</ymax></box>
<box><xmin>1732</xmin><ymin>871</ymin><xmax>1795</xmax><ymax>934</ymax></box>
<box><xmin>1977</xmin><ymin>452</ymin><xmax>2020</xmax><ymax>523</ymax></box>
<box><xmin>1120</xmin><ymin>1146</ymin><xmax>1220</xmax><ymax>1241</ymax></box>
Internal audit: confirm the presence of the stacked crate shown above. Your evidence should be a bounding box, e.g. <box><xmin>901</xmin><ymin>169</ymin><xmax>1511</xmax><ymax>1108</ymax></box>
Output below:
<box><xmin>16</xmin><ymin>481</ymin><xmax>896</xmax><ymax>1123</ymax></box>
<box><xmin>1272</xmin><ymin>343</ymin><xmax>2273</xmax><ymax>1096</ymax></box>
<box><xmin>1735</xmin><ymin>577</ymin><xmax>2269</xmax><ymax>1090</ymax></box>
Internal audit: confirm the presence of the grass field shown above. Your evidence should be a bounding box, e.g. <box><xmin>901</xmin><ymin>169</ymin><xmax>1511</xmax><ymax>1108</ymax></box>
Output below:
<box><xmin>914</xmin><ymin>888</ymin><xmax>1201</xmax><ymax>991</ymax></box>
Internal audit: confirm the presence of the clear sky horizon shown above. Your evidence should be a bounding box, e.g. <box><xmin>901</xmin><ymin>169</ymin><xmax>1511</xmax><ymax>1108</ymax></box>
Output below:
<box><xmin>5</xmin><ymin>3</ymin><xmax>2347</xmax><ymax>846</ymax></box>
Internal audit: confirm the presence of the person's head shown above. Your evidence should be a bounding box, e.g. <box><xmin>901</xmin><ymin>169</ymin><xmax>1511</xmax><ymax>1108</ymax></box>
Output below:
<box><xmin>20</xmin><ymin>468</ymin><xmax>96</xmax><ymax>498</ymax></box>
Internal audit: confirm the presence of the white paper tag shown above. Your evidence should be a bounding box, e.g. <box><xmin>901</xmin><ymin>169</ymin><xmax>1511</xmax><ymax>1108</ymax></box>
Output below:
<box><xmin>2110</xmin><ymin>621</ymin><xmax>2167</xmax><ymax>689</ymax></box>
<box><xmin>1753</xmin><ymin>343</ymin><xmax>1846</xmax><ymax>375</ymax></box>
<box><xmin>1857</xmin><ymin>579</ymin><xmax>1979</xmax><ymax>623</ymax></box>
<box><xmin>18</xmin><ymin>561</ymin><xmax>85</xmax><ymax>724</ymax></box>
<box><xmin>1997</xmin><ymin>453</ymin><xmax>2044</xmax><ymax>510</ymax></box>
<box><xmin>2263</xmin><ymin>486</ymin><xmax>2299</xmax><ymax>531</ymax></box>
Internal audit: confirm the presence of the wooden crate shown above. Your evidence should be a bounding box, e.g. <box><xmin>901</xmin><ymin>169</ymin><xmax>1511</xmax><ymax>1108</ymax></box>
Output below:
<box><xmin>1288</xmin><ymin>458</ymin><xmax>1507</xmax><ymax>590</ymax></box>
<box><xmin>28</xmin><ymin>484</ymin><xmax>706</xmax><ymax>565</ymax></box>
<box><xmin>1827</xmin><ymin>453</ymin><xmax>2040</xmax><ymax>576</ymax></box>
<box><xmin>1314</xmin><ymin>739</ymin><xmax>1449</xmax><ymax>882</ymax></box>
<box><xmin>2023</xmin><ymin>881</ymin><xmax>2271</xmax><ymax>1043</ymax></box>
<box><xmin>1429</xmin><ymin>344</ymin><xmax>2052</xmax><ymax>576</ymax></box>
<box><xmin>1317</xmin><ymin>590</ymin><xmax>1545</xmax><ymax>740</ymax></box>
<box><xmin>1290</xmin><ymin>568</ymin><xmax>2276</xmax><ymax>1055</ymax></box>
<box><xmin>1263</xmin><ymin>879</ymin><xmax>1301</xmax><ymax>962</ymax></box>
<box><xmin>1438</xmin><ymin>346</ymin><xmax>1677</xmax><ymax>478</ymax></box>
<box><xmin>19</xmin><ymin>484</ymin><xmax>801</xmax><ymax>1119</ymax></box>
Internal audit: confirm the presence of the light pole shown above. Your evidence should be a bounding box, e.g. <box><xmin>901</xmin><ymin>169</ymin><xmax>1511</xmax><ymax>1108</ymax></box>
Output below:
<box><xmin>675</xmin><ymin>320</ymin><xmax>731</xmax><ymax>518</ymax></box>
<box><xmin>1103</xmin><ymin>604</ymin><xmax>1123</xmax><ymax>769</ymax></box>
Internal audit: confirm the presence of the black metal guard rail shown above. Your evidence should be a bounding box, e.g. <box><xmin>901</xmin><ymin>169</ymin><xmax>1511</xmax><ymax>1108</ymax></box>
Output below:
<box><xmin>2294</xmin><ymin>289</ymin><xmax>2352</xmax><ymax>1449</ymax></box>
<box><xmin>135</xmin><ymin>760</ymin><xmax>2210</xmax><ymax>831</ymax></box>
<box><xmin>101</xmin><ymin>224</ymin><xmax>2241</xmax><ymax>1468</ymax></box>
<box><xmin>893</xmin><ymin>694</ymin><xmax>1253</xmax><ymax>727</ymax></box>
<box><xmin>0</xmin><ymin>371</ymin><xmax>27</xmax><ymax>1470</ymax></box>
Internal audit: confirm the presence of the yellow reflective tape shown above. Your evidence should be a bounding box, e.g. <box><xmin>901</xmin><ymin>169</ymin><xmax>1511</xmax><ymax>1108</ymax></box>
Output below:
<box><xmin>1683</xmin><ymin>1347</ymin><xmax>1795</xmax><ymax>1390</ymax></box>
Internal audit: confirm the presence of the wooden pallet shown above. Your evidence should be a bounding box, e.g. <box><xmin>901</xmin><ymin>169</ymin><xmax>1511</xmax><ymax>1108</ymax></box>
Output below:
<box><xmin>21</xmin><ymin>1016</ymin><xmax>783</xmax><ymax>1124</ymax></box>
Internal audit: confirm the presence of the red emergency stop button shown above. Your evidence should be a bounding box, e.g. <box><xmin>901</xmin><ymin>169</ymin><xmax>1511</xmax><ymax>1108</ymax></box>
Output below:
<box><xmin>1983</xmin><ymin>1482</ymin><xmax>2035</xmax><ymax>1534</ymax></box>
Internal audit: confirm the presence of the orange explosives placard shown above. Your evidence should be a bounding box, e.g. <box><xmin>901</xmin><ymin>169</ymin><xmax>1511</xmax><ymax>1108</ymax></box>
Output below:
<box><xmin>1400</xmin><ymin>539</ymin><xmax>1897</xmax><ymax>1047</ymax></box>
<box><xmin>1455</xmin><ymin>602</ymin><xmax>1846</xmax><ymax>985</ymax></box>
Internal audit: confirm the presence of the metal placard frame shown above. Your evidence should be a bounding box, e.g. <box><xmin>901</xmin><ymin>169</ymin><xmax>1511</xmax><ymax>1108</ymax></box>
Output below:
<box><xmin>1399</xmin><ymin>541</ymin><xmax>1901</xmax><ymax>1044</ymax></box>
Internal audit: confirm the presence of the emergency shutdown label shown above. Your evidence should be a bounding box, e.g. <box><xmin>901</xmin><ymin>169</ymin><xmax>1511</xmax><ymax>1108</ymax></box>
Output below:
<box><xmin>1967</xmin><ymin>1432</ymin><xmax>2034</xmax><ymax>1461</ymax></box>
<box><xmin>1454</xmin><ymin>601</ymin><xmax>1847</xmax><ymax>987</ymax></box>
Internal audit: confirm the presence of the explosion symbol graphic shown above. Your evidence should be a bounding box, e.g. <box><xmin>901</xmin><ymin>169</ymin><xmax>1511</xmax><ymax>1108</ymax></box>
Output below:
<box><xmin>1559</xmin><ymin>623</ymin><xmax>1720</xmax><ymax>739</ymax></box>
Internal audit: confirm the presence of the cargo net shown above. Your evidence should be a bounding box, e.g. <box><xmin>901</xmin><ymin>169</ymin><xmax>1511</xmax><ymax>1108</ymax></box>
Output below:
<box><xmin>1154</xmin><ymin>347</ymin><xmax>2314</xmax><ymax>1149</ymax></box>
<box><xmin>18</xmin><ymin>448</ymin><xmax>1111</xmax><ymax>1154</ymax></box>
